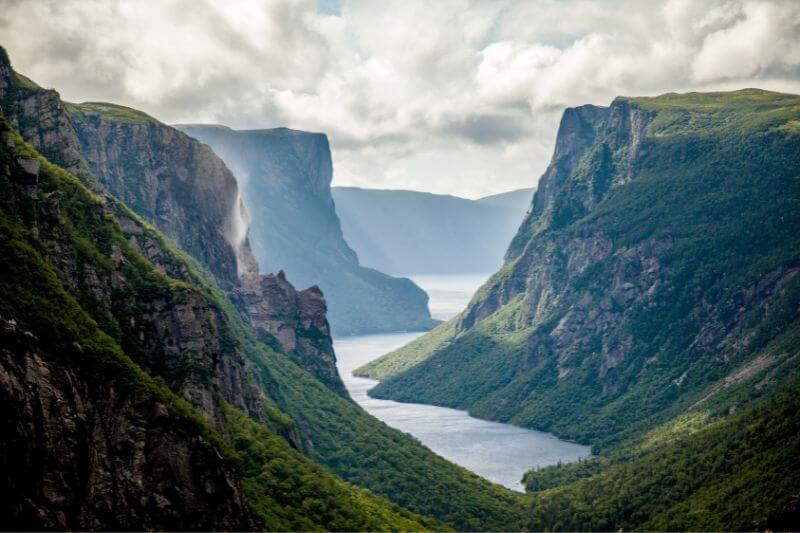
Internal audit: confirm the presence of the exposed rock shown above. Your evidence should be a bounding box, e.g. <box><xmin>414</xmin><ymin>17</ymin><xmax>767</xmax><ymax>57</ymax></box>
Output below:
<box><xmin>0</xmin><ymin>315</ymin><xmax>254</xmax><ymax>531</ymax></box>
<box><xmin>68</xmin><ymin>104</ymin><xmax>247</xmax><ymax>288</ymax></box>
<box><xmin>236</xmin><ymin>271</ymin><xmax>346</xmax><ymax>395</ymax></box>
<box><xmin>0</xmin><ymin>48</ymin><xmax>87</xmax><ymax>177</ymax></box>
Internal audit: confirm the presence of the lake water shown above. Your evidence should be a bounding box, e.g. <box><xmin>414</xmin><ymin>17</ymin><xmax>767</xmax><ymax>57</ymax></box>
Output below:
<box><xmin>334</xmin><ymin>273</ymin><xmax>591</xmax><ymax>491</ymax></box>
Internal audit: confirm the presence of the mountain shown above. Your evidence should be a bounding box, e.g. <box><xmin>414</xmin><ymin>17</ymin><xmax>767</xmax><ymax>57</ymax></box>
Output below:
<box><xmin>357</xmin><ymin>89</ymin><xmax>800</xmax><ymax>528</ymax></box>
<box><xmin>0</xmin><ymin>46</ymin><xmax>524</xmax><ymax>531</ymax></box>
<box><xmin>60</xmin><ymin>100</ymin><xmax>346</xmax><ymax>394</ymax></box>
<box><xmin>176</xmin><ymin>125</ymin><xmax>439</xmax><ymax>336</ymax></box>
<box><xmin>359</xmin><ymin>90</ymin><xmax>800</xmax><ymax>446</ymax></box>
<box><xmin>331</xmin><ymin>186</ymin><xmax>533</xmax><ymax>275</ymax></box>
<box><xmin>475</xmin><ymin>187</ymin><xmax>535</xmax><ymax>211</ymax></box>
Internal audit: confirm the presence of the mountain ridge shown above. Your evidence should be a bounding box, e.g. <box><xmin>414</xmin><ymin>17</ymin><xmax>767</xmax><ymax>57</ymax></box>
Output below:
<box><xmin>332</xmin><ymin>186</ymin><xmax>533</xmax><ymax>275</ymax></box>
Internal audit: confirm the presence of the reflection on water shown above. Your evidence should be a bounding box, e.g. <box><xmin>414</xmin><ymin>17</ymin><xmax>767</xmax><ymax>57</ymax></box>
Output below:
<box><xmin>334</xmin><ymin>273</ymin><xmax>591</xmax><ymax>491</ymax></box>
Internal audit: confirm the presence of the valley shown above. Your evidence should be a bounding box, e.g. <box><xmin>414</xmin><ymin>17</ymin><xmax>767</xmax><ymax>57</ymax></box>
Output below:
<box><xmin>1</xmin><ymin>5</ymin><xmax>799</xmax><ymax>527</ymax></box>
<box><xmin>335</xmin><ymin>274</ymin><xmax>591</xmax><ymax>491</ymax></box>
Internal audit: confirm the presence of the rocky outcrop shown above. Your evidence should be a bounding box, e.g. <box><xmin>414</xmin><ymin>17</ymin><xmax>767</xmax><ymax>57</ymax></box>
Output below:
<box><xmin>178</xmin><ymin>124</ymin><xmax>439</xmax><ymax>336</ymax></box>
<box><xmin>236</xmin><ymin>271</ymin><xmax>345</xmax><ymax>395</ymax></box>
<box><xmin>0</xmin><ymin>316</ymin><xmax>253</xmax><ymax>532</ymax></box>
<box><xmin>0</xmin><ymin>47</ymin><xmax>87</xmax><ymax>178</ymax></box>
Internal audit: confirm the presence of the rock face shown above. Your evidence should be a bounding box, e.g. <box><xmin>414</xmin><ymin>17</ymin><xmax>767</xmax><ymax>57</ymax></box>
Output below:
<box><xmin>0</xmin><ymin>48</ymin><xmax>86</xmax><ymax>177</ymax></box>
<box><xmin>363</xmin><ymin>90</ymin><xmax>800</xmax><ymax>448</ymax></box>
<box><xmin>236</xmin><ymin>271</ymin><xmax>345</xmax><ymax>395</ymax></box>
<box><xmin>177</xmin><ymin>125</ymin><xmax>439</xmax><ymax>336</ymax></box>
<box><xmin>332</xmin><ymin>186</ymin><xmax>533</xmax><ymax>275</ymax></box>
<box><xmin>0</xmin><ymin>134</ymin><xmax>256</xmax><ymax>530</ymax></box>
<box><xmin>66</xmin><ymin>110</ymin><xmax>345</xmax><ymax>393</ymax></box>
<box><xmin>0</xmin><ymin>317</ymin><xmax>251</xmax><ymax>532</ymax></box>
<box><xmin>68</xmin><ymin>103</ymin><xmax>249</xmax><ymax>288</ymax></box>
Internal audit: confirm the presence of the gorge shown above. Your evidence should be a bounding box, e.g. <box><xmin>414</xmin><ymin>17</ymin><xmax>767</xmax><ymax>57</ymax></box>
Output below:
<box><xmin>1</xmin><ymin>32</ymin><xmax>799</xmax><ymax>533</ymax></box>
<box><xmin>334</xmin><ymin>273</ymin><xmax>591</xmax><ymax>491</ymax></box>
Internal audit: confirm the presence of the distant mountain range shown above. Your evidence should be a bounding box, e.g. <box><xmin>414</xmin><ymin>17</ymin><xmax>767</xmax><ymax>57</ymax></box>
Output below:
<box><xmin>332</xmin><ymin>186</ymin><xmax>533</xmax><ymax>275</ymax></box>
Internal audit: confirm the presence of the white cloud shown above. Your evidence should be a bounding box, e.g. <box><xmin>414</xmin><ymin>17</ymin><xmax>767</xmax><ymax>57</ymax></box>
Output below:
<box><xmin>1</xmin><ymin>0</ymin><xmax>799</xmax><ymax>198</ymax></box>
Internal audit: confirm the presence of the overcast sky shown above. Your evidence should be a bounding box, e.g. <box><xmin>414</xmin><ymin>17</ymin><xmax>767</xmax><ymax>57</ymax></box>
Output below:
<box><xmin>2</xmin><ymin>0</ymin><xmax>799</xmax><ymax>198</ymax></box>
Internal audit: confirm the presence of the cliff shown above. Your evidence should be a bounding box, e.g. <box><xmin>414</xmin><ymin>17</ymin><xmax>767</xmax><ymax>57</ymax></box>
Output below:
<box><xmin>0</xmin><ymin>48</ymin><xmax>86</xmax><ymax>178</ymax></box>
<box><xmin>361</xmin><ymin>90</ymin><xmax>800</xmax><ymax>451</ymax></box>
<box><xmin>68</xmin><ymin>102</ymin><xmax>251</xmax><ymax>287</ymax></box>
<box><xmin>0</xmin><ymin>51</ymin><xmax>347</xmax><ymax>394</ymax></box>
<box><xmin>235</xmin><ymin>271</ymin><xmax>345</xmax><ymax>395</ymax></box>
<box><xmin>177</xmin><ymin>125</ymin><xmax>439</xmax><ymax>336</ymax></box>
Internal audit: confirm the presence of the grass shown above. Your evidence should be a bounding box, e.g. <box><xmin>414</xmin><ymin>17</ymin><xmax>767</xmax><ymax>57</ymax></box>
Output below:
<box><xmin>68</xmin><ymin>101</ymin><xmax>160</xmax><ymax>125</ymax></box>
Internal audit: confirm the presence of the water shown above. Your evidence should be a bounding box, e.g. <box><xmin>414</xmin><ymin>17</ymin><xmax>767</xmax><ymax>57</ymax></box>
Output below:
<box><xmin>408</xmin><ymin>273</ymin><xmax>489</xmax><ymax>320</ymax></box>
<box><xmin>334</xmin><ymin>273</ymin><xmax>591</xmax><ymax>491</ymax></box>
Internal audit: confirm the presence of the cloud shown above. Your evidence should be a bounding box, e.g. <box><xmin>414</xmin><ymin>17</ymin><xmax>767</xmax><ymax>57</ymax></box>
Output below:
<box><xmin>1</xmin><ymin>0</ymin><xmax>799</xmax><ymax>198</ymax></box>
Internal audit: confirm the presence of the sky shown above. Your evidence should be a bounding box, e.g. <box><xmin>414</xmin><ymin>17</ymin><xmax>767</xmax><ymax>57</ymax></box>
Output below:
<box><xmin>2</xmin><ymin>0</ymin><xmax>799</xmax><ymax>198</ymax></box>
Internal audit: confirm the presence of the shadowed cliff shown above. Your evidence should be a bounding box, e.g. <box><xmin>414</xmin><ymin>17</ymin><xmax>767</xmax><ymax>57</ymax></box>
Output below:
<box><xmin>178</xmin><ymin>124</ymin><xmax>439</xmax><ymax>336</ymax></box>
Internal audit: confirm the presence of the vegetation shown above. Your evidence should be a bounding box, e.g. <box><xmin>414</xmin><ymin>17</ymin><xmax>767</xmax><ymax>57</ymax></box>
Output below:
<box><xmin>66</xmin><ymin>101</ymin><xmax>160</xmax><ymax>125</ymax></box>
<box><xmin>356</xmin><ymin>314</ymin><xmax>461</xmax><ymax>380</ymax></box>
<box><xmin>362</xmin><ymin>89</ymin><xmax>800</xmax><ymax>452</ymax></box>
<box><xmin>205</xmin><ymin>285</ymin><xmax>526</xmax><ymax>531</ymax></box>
<box><xmin>520</xmin><ymin>384</ymin><xmax>800</xmax><ymax>531</ymax></box>
<box><xmin>223</xmin><ymin>404</ymin><xmax>436</xmax><ymax>531</ymax></box>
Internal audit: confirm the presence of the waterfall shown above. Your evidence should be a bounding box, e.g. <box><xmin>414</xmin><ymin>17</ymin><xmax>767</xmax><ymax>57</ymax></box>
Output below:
<box><xmin>223</xmin><ymin>165</ymin><xmax>256</xmax><ymax>278</ymax></box>
<box><xmin>231</xmin><ymin>193</ymin><xmax>252</xmax><ymax>276</ymax></box>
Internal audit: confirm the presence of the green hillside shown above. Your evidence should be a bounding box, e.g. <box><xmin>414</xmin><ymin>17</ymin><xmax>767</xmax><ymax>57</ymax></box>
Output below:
<box><xmin>361</xmin><ymin>89</ymin><xmax>800</xmax><ymax>450</ymax></box>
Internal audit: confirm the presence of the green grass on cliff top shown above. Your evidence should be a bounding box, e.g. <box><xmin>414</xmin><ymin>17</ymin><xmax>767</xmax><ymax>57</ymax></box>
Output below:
<box><xmin>618</xmin><ymin>88</ymin><xmax>800</xmax><ymax>136</ymax></box>
<box><xmin>66</xmin><ymin>101</ymin><xmax>160</xmax><ymax>125</ymax></box>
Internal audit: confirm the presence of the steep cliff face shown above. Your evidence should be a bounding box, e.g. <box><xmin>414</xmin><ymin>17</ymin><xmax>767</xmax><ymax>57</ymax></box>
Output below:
<box><xmin>68</xmin><ymin>103</ymin><xmax>250</xmax><ymax>288</ymax></box>
<box><xmin>66</xmin><ymin>109</ymin><xmax>345</xmax><ymax>393</ymax></box>
<box><xmin>0</xmin><ymin>50</ymin><xmax>343</xmax><ymax>396</ymax></box>
<box><xmin>178</xmin><ymin>125</ymin><xmax>439</xmax><ymax>336</ymax></box>
<box><xmin>0</xmin><ymin>48</ymin><xmax>87</xmax><ymax>178</ymax></box>
<box><xmin>362</xmin><ymin>90</ymin><xmax>800</xmax><ymax>448</ymax></box>
<box><xmin>0</xmin><ymin>317</ymin><xmax>252</xmax><ymax>531</ymax></box>
<box><xmin>0</xmin><ymin>140</ymin><xmax>255</xmax><ymax>530</ymax></box>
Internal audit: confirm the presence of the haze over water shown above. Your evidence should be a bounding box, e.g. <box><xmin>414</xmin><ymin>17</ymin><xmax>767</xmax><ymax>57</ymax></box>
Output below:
<box><xmin>334</xmin><ymin>273</ymin><xmax>591</xmax><ymax>491</ymax></box>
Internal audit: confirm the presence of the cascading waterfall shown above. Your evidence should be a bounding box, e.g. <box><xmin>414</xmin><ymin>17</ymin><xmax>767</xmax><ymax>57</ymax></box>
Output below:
<box><xmin>222</xmin><ymin>165</ymin><xmax>258</xmax><ymax>278</ymax></box>
<box><xmin>232</xmin><ymin>193</ymin><xmax>251</xmax><ymax>275</ymax></box>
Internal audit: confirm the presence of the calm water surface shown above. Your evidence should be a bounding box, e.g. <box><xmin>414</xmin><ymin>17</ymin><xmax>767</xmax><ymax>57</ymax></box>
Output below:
<box><xmin>334</xmin><ymin>273</ymin><xmax>591</xmax><ymax>491</ymax></box>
